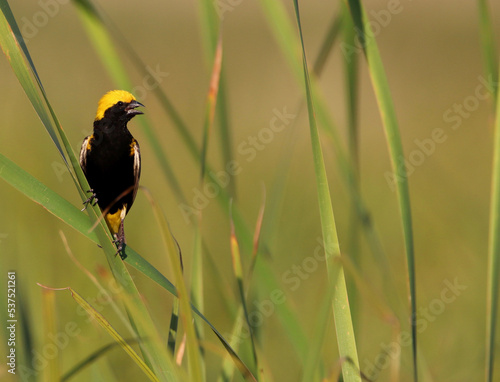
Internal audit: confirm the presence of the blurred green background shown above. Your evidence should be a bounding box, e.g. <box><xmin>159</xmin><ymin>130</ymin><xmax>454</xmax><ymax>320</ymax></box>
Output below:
<box><xmin>1</xmin><ymin>0</ymin><xmax>500</xmax><ymax>381</ymax></box>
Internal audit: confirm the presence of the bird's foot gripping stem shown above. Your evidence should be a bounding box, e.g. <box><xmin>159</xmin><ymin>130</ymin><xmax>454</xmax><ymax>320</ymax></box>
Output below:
<box><xmin>81</xmin><ymin>189</ymin><xmax>98</xmax><ymax>211</ymax></box>
<box><xmin>113</xmin><ymin>219</ymin><xmax>127</xmax><ymax>260</ymax></box>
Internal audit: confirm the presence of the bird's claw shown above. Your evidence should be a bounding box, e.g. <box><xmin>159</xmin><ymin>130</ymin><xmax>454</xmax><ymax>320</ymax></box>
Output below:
<box><xmin>81</xmin><ymin>189</ymin><xmax>98</xmax><ymax>211</ymax></box>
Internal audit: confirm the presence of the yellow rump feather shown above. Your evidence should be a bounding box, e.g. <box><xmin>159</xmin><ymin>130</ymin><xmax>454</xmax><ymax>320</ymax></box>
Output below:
<box><xmin>105</xmin><ymin>206</ymin><xmax>127</xmax><ymax>235</ymax></box>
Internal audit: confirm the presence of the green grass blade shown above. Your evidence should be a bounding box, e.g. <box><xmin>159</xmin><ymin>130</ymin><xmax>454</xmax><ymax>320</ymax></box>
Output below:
<box><xmin>44</xmin><ymin>286</ymin><xmax>160</xmax><ymax>382</ymax></box>
<box><xmin>292</xmin><ymin>2</ymin><xmax>359</xmax><ymax>381</ymax></box>
<box><xmin>230</xmin><ymin>215</ymin><xmax>258</xmax><ymax>374</ymax></box>
<box><xmin>485</xmin><ymin>61</ymin><xmax>500</xmax><ymax>382</ymax></box>
<box><xmin>345</xmin><ymin>1</ymin><xmax>417</xmax><ymax>380</ymax></box>
<box><xmin>193</xmin><ymin>31</ymin><xmax>223</xmax><ymax>381</ymax></box>
<box><xmin>477</xmin><ymin>0</ymin><xmax>498</xmax><ymax>101</ymax></box>
<box><xmin>200</xmin><ymin>34</ymin><xmax>223</xmax><ymax>183</ymax></box>
<box><xmin>196</xmin><ymin>0</ymin><xmax>235</xmax><ymax>197</ymax></box>
<box><xmin>312</xmin><ymin>12</ymin><xmax>342</xmax><ymax>76</ymax></box>
<box><xmin>0</xmin><ymin>0</ymin><xmax>66</xmax><ymax>163</ymax></box>
<box><xmin>142</xmin><ymin>189</ymin><xmax>204</xmax><ymax>382</ymax></box>
<box><xmin>0</xmin><ymin>153</ymin><xmax>97</xmax><ymax>241</ymax></box>
<box><xmin>61</xmin><ymin>340</ymin><xmax>139</xmax><ymax>381</ymax></box>
<box><xmin>41</xmin><ymin>289</ymin><xmax>59</xmax><ymax>382</ymax></box>
<box><xmin>342</xmin><ymin>1</ymin><xmax>361</xmax><ymax>332</ymax></box>
<box><xmin>190</xmin><ymin>225</ymin><xmax>204</xmax><ymax>346</ymax></box>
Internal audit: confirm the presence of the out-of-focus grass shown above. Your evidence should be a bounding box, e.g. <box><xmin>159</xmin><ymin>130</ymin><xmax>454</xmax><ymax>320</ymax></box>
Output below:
<box><xmin>1</xmin><ymin>1</ymin><xmax>500</xmax><ymax>381</ymax></box>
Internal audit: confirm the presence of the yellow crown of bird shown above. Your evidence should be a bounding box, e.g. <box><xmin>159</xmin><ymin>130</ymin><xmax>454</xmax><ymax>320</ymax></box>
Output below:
<box><xmin>95</xmin><ymin>90</ymin><xmax>137</xmax><ymax>121</ymax></box>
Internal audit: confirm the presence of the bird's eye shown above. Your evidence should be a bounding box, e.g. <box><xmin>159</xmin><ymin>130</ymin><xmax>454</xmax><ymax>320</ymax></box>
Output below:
<box><xmin>117</xmin><ymin>101</ymin><xmax>124</xmax><ymax>107</ymax></box>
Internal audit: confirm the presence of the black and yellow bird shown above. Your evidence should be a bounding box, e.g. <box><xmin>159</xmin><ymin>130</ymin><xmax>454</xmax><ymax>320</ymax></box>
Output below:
<box><xmin>79</xmin><ymin>90</ymin><xmax>144</xmax><ymax>257</ymax></box>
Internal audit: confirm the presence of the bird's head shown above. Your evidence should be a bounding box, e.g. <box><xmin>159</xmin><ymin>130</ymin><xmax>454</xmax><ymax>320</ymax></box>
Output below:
<box><xmin>94</xmin><ymin>90</ymin><xmax>144</xmax><ymax>123</ymax></box>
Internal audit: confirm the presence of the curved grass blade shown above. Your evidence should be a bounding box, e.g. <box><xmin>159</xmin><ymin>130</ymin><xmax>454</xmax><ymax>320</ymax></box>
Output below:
<box><xmin>345</xmin><ymin>1</ymin><xmax>417</xmax><ymax>380</ymax></box>
<box><xmin>341</xmin><ymin>1</ymin><xmax>361</xmax><ymax>332</ymax></box>
<box><xmin>39</xmin><ymin>285</ymin><xmax>160</xmax><ymax>382</ymax></box>
<box><xmin>61</xmin><ymin>340</ymin><xmax>139</xmax><ymax>382</ymax></box>
<box><xmin>292</xmin><ymin>2</ymin><xmax>360</xmax><ymax>381</ymax></box>
<box><xmin>200</xmin><ymin>33</ymin><xmax>223</xmax><ymax>183</ymax></box>
<box><xmin>41</xmin><ymin>289</ymin><xmax>60</xmax><ymax>382</ymax></box>
<box><xmin>229</xmin><ymin>212</ymin><xmax>258</xmax><ymax>374</ymax></box>
<box><xmin>486</xmin><ymin>62</ymin><xmax>500</xmax><ymax>382</ymax></box>
<box><xmin>477</xmin><ymin>0</ymin><xmax>498</xmax><ymax>102</ymax></box>
<box><xmin>0</xmin><ymin>0</ymin><xmax>66</xmax><ymax>163</ymax></box>
<box><xmin>313</xmin><ymin>12</ymin><xmax>342</xmax><ymax>76</ymax></box>
<box><xmin>142</xmin><ymin>188</ymin><xmax>204</xmax><ymax>382</ymax></box>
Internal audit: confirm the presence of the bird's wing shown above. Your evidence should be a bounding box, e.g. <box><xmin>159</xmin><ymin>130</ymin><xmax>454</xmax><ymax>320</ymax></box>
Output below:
<box><xmin>131</xmin><ymin>139</ymin><xmax>141</xmax><ymax>203</ymax></box>
<box><xmin>79</xmin><ymin>135</ymin><xmax>92</xmax><ymax>173</ymax></box>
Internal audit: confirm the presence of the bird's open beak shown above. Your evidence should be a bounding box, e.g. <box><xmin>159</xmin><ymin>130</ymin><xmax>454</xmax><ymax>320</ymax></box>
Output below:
<box><xmin>126</xmin><ymin>100</ymin><xmax>145</xmax><ymax>116</ymax></box>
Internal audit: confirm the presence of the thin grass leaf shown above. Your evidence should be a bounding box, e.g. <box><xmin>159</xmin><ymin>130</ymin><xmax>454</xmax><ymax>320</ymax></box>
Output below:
<box><xmin>200</xmin><ymin>33</ymin><xmax>224</xmax><ymax>184</ymax></box>
<box><xmin>0</xmin><ymin>0</ymin><xmax>66</xmax><ymax>163</ymax></box>
<box><xmin>15</xmin><ymin>285</ymin><xmax>35</xmax><ymax>382</ymax></box>
<box><xmin>217</xmin><ymin>195</ymin><xmax>267</xmax><ymax>382</ymax></box>
<box><xmin>41</xmin><ymin>289</ymin><xmax>59</xmax><ymax>382</ymax></box>
<box><xmin>190</xmin><ymin>226</ymin><xmax>205</xmax><ymax>350</ymax></box>
<box><xmin>249</xmin><ymin>187</ymin><xmax>266</xmax><ymax>276</ymax></box>
<box><xmin>193</xmin><ymin>31</ymin><xmax>223</xmax><ymax>381</ymax></box>
<box><xmin>300</xmin><ymin>272</ymin><xmax>337</xmax><ymax>382</ymax></box>
<box><xmin>142</xmin><ymin>188</ymin><xmax>204</xmax><ymax>382</ymax></box>
<box><xmin>0</xmin><ymin>153</ymin><xmax>98</xmax><ymax>241</ymax></box>
<box><xmin>216</xmin><ymin>305</ymin><xmax>245</xmax><ymax>382</ymax></box>
<box><xmin>60</xmin><ymin>231</ymin><xmax>137</xmax><ymax>336</ymax></box>
<box><xmin>341</xmin><ymin>1</ymin><xmax>361</xmax><ymax>332</ymax></box>
<box><xmin>477</xmin><ymin>0</ymin><xmax>498</xmax><ymax>101</ymax></box>
<box><xmin>345</xmin><ymin>1</ymin><xmax>417</xmax><ymax>380</ymax></box>
<box><xmin>312</xmin><ymin>12</ymin><xmax>342</xmax><ymax>76</ymax></box>
<box><xmin>293</xmin><ymin>1</ymin><xmax>360</xmax><ymax>381</ymax></box>
<box><xmin>39</xmin><ymin>285</ymin><xmax>160</xmax><ymax>382</ymax></box>
<box><xmin>196</xmin><ymin>0</ymin><xmax>235</xmax><ymax>198</ymax></box>
<box><xmin>229</xmin><ymin>211</ymin><xmax>258</xmax><ymax>374</ymax></box>
<box><xmin>60</xmin><ymin>340</ymin><xmax>140</xmax><ymax>382</ymax></box>
<box><xmin>485</xmin><ymin>61</ymin><xmax>500</xmax><ymax>382</ymax></box>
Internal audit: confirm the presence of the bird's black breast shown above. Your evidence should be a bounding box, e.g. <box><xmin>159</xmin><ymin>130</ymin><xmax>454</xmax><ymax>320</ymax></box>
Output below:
<box><xmin>83</xmin><ymin>125</ymin><xmax>138</xmax><ymax>215</ymax></box>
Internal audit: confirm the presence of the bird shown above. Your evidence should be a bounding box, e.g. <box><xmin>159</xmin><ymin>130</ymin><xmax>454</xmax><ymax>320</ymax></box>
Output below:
<box><xmin>79</xmin><ymin>90</ymin><xmax>144</xmax><ymax>258</ymax></box>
